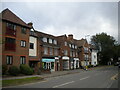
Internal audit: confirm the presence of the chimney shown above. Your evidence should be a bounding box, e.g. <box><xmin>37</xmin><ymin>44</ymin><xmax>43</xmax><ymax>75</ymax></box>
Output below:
<box><xmin>28</xmin><ymin>22</ymin><xmax>33</xmax><ymax>28</ymax></box>
<box><xmin>68</xmin><ymin>34</ymin><xmax>73</xmax><ymax>40</ymax></box>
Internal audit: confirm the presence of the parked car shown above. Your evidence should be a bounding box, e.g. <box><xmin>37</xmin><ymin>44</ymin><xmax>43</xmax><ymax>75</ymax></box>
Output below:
<box><xmin>114</xmin><ymin>62</ymin><xmax>119</xmax><ymax>66</ymax></box>
<box><xmin>118</xmin><ymin>64</ymin><xmax>120</xmax><ymax>68</ymax></box>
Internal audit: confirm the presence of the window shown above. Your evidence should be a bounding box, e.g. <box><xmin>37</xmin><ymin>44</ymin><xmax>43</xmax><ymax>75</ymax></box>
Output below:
<box><xmin>64</xmin><ymin>50</ymin><xmax>68</xmax><ymax>56</ymax></box>
<box><xmin>75</xmin><ymin>45</ymin><xmax>77</xmax><ymax>49</ymax></box>
<box><xmin>54</xmin><ymin>48</ymin><xmax>58</xmax><ymax>56</ymax></box>
<box><xmin>7</xmin><ymin>23</ymin><xmax>16</xmax><ymax>30</ymax></box>
<box><xmin>73</xmin><ymin>52</ymin><xmax>75</xmax><ymax>57</ymax></box>
<box><xmin>49</xmin><ymin>48</ymin><xmax>53</xmax><ymax>55</ymax></box>
<box><xmin>49</xmin><ymin>38</ymin><xmax>52</xmax><ymax>44</ymax></box>
<box><xmin>44</xmin><ymin>47</ymin><xmax>48</xmax><ymax>55</ymax></box>
<box><xmin>5</xmin><ymin>38</ymin><xmax>16</xmax><ymax>51</ymax></box>
<box><xmin>69</xmin><ymin>44</ymin><xmax>71</xmax><ymax>47</ymax></box>
<box><xmin>21</xmin><ymin>40</ymin><xmax>26</xmax><ymax>47</ymax></box>
<box><xmin>65</xmin><ymin>42</ymin><xmax>67</xmax><ymax>46</ymax></box>
<box><xmin>70</xmin><ymin>51</ymin><xmax>72</xmax><ymax>57</ymax></box>
<box><xmin>42</xmin><ymin>37</ymin><xmax>47</xmax><ymax>42</ymax></box>
<box><xmin>21</xmin><ymin>27</ymin><xmax>26</xmax><ymax>34</ymax></box>
<box><xmin>30</xmin><ymin>43</ymin><xmax>34</xmax><ymax>49</ymax></box>
<box><xmin>72</xmin><ymin>45</ymin><xmax>74</xmax><ymax>48</ymax></box>
<box><xmin>76</xmin><ymin>52</ymin><xmax>78</xmax><ymax>57</ymax></box>
<box><xmin>20</xmin><ymin>56</ymin><xmax>26</xmax><ymax>64</ymax></box>
<box><xmin>6</xmin><ymin>56</ymin><xmax>13</xmax><ymax>65</ymax></box>
<box><xmin>54</xmin><ymin>40</ymin><xmax>57</xmax><ymax>45</ymax></box>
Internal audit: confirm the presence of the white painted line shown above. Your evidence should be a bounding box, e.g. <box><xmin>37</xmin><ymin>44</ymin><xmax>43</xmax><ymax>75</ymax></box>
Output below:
<box><xmin>52</xmin><ymin>81</ymin><xmax>75</xmax><ymax>88</ymax></box>
<box><xmin>80</xmin><ymin>76</ymin><xmax>90</xmax><ymax>80</ymax></box>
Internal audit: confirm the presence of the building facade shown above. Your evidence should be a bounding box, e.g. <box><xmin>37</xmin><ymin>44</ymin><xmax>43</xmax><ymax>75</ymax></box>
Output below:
<box><xmin>1</xmin><ymin>9</ymin><xmax>31</xmax><ymax>68</ymax></box>
<box><xmin>77</xmin><ymin>39</ymin><xmax>91</xmax><ymax>68</ymax></box>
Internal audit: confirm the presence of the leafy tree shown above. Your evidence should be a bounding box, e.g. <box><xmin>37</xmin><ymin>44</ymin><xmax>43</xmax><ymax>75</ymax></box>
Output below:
<box><xmin>91</xmin><ymin>32</ymin><xmax>116</xmax><ymax>65</ymax></box>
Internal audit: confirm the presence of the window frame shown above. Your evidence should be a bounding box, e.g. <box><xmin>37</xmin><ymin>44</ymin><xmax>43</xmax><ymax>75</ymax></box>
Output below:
<box><xmin>21</xmin><ymin>40</ymin><xmax>26</xmax><ymax>47</ymax></box>
<box><xmin>20</xmin><ymin>56</ymin><xmax>26</xmax><ymax>64</ymax></box>
<box><xmin>30</xmin><ymin>43</ymin><xmax>34</xmax><ymax>49</ymax></box>
<box><xmin>21</xmin><ymin>27</ymin><xmax>27</xmax><ymax>34</ymax></box>
<box><xmin>6</xmin><ymin>56</ymin><xmax>13</xmax><ymax>65</ymax></box>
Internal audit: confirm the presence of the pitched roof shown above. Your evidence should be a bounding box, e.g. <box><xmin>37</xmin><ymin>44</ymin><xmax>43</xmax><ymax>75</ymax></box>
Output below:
<box><xmin>76</xmin><ymin>38</ymin><xmax>87</xmax><ymax>47</ymax></box>
<box><xmin>1</xmin><ymin>8</ymin><xmax>30</xmax><ymax>28</ymax></box>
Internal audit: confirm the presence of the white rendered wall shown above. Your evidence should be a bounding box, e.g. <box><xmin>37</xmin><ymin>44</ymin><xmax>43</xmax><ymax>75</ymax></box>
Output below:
<box><xmin>29</xmin><ymin>36</ymin><xmax>37</xmax><ymax>56</ymax></box>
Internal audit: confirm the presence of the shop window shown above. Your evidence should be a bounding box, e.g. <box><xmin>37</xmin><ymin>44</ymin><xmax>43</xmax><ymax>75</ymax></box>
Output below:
<box><xmin>6</xmin><ymin>56</ymin><xmax>13</xmax><ymax>65</ymax></box>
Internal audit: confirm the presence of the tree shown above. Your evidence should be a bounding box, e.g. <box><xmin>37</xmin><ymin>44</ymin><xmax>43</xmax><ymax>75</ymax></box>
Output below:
<box><xmin>91</xmin><ymin>32</ymin><xmax>116</xmax><ymax>65</ymax></box>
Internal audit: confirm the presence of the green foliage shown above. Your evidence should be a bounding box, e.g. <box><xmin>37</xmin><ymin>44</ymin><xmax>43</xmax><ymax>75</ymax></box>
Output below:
<box><xmin>2</xmin><ymin>65</ymin><xmax>8</xmax><ymax>75</ymax></box>
<box><xmin>8</xmin><ymin>66</ymin><xmax>20</xmax><ymax>76</ymax></box>
<box><xmin>91</xmin><ymin>32</ymin><xmax>116</xmax><ymax>65</ymax></box>
<box><xmin>88</xmin><ymin>65</ymin><xmax>94</xmax><ymax>68</ymax></box>
<box><xmin>20</xmin><ymin>65</ymin><xmax>33</xmax><ymax>75</ymax></box>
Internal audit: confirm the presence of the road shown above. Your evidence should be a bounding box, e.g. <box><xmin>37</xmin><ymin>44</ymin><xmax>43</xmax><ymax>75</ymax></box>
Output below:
<box><xmin>5</xmin><ymin>66</ymin><xmax>119</xmax><ymax>88</ymax></box>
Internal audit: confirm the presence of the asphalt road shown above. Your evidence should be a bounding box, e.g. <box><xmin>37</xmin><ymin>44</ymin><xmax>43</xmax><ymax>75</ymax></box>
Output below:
<box><xmin>6</xmin><ymin>66</ymin><xmax>119</xmax><ymax>88</ymax></box>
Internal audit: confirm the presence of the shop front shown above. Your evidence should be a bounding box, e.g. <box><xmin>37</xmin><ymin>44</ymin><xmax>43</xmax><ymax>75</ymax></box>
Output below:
<box><xmin>42</xmin><ymin>58</ymin><xmax>55</xmax><ymax>71</ymax></box>
<box><xmin>74</xmin><ymin>58</ymin><xmax>79</xmax><ymax>69</ymax></box>
<box><xmin>62</xmin><ymin>56</ymin><xmax>70</xmax><ymax>70</ymax></box>
<box><xmin>42</xmin><ymin>57</ymin><xmax>60</xmax><ymax>71</ymax></box>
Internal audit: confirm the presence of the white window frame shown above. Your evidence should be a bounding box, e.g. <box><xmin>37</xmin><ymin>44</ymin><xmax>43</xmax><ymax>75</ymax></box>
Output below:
<box><xmin>54</xmin><ymin>40</ymin><xmax>57</xmax><ymax>45</ymax></box>
<box><xmin>54</xmin><ymin>48</ymin><xmax>58</xmax><ymax>56</ymax></box>
<box><xmin>49</xmin><ymin>38</ymin><xmax>52</xmax><ymax>44</ymax></box>
<box><xmin>21</xmin><ymin>40</ymin><xmax>26</xmax><ymax>47</ymax></box>
<box><xmin>20</xmin><ymin>56</ymin><xmax>26</xmax><ymax>64</ymax></box>
<box><xmin>49</xmin><ymin>48</ymin><xmax>53</xmax><ymax>55</ymax></box>
<box><xmin>65</xmin><ymin>41</ymin><xmax>67</xmax><ymax>46</ymax></box>
<box><xmin>6</xmin><ymin>56</ymin><xmax>13</xmax><ymax>65</ymax></box>
<box><xmin>44</xmin><ymin>47</ymin><xmax>48</xmax><ymax>55</ymax></box>
<box><xmin>42</xmin><ymin>37</ymin><xmax>47</xmax><ymax>42</ymax></box>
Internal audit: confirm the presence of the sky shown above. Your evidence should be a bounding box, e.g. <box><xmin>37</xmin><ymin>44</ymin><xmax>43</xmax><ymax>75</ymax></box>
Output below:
<box><xmin>1</xmin><ymin>1</ymin><xmax>118</xmax><ymax>43</ymax></box>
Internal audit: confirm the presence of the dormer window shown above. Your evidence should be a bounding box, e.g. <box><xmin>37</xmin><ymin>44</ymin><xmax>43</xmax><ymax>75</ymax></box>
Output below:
<box><xmin>69</xmin><ymin>44</ymin><xmax>71</xmax><ymax>47</ymax></box>
<box><xmin>49</xmin><ymin>38</ymin><xmax>52</xmax><ymax>44</ymax></box>
<box><xmin>54</xmin><ymin>40</ymin><xmax>57</xmax><ymax>45</ymax></box>
<box><xmin>42</xmin><ymin>37</ymin><xmax>47</xmax><ymax>42</ymax></box>
<box><xmin>72</xmin><ymin>45</ymin><xmax>74</xmax><ymax>48</ymax></box>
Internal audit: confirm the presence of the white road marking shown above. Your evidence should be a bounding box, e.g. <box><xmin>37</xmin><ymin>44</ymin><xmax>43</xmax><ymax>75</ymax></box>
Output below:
<box><xmin>52</xmin><ymin>81</ymin><xmax>75</xmax><ymax>88</ymax></box>
<box><xmin>80</xmin><ymin>76</ymin><xmax>90</xmax><ymax>80</ymax></box>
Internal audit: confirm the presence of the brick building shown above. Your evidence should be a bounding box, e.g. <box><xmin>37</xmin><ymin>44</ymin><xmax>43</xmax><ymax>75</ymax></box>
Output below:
<box><xmin>33</xmin><ymin>31</ymin><xmax>61</xmax><ymax>71</ymax></box>
<box><xmin>1</xmin><ymin>9</ymin><xmax>31</xmax><ymax>68</ymax></box>
<box><xmin>57</xmin><ymin>34</ymin><xmax>79</xmax><ymax>70</ymax></box>
<box><xmin>77</xmin><ymin>38</ymin><xmax>91</xmax><ymax>68</ymax></box>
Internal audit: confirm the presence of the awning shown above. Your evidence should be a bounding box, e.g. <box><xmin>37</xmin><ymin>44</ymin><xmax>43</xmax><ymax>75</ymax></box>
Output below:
<box><xmin>74</xmin><ymin>58</ymin><xmax>79</xmax><ymax>61</ymax></box>
<box><xmin>42</xmin><ymin>58</ymin><xmax>55</xmax><ymax>62</ymax></box>
<box><xmin>62</xmin><ymin>56</ymin><xmax>69</xmax><ymax>60</ymax></box>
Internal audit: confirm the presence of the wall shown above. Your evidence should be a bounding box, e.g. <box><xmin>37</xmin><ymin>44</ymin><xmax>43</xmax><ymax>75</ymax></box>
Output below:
<box><xmin>29</xmin><ymin>36</ymin><xmax>37</xmax><ymax>56</ymax></box>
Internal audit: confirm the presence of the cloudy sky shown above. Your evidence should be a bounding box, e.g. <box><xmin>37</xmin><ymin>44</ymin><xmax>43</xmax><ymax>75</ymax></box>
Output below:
<box><xmin>1</xmin><ymin>1</ymin><xmax>118</xmax><ymax>43</ymax></box>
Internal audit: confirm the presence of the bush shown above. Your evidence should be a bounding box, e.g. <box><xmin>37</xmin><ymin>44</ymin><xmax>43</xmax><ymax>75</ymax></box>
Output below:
<box><xmin>8</xmin><ymin>66</ymin><xmax>20</xmax><ymax>76</ymax></box>
<box><xmin>2</xmin><ymin>65</ymin><xmax>8</xmax><ymax>75</ymax></box>
<box><xmin>20</xmin><ymin>65</ymin><xmax>33</xmax><ymax>75</ymax></box>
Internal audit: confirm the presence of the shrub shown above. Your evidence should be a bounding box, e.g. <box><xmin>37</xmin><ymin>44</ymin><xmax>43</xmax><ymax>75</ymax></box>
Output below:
<box><xmin>8</xmin><ymin>66</ymin><xmax>20</xmax><ymax>76</ymax></box>
<box><xmin>20</xmin><ymin>65</ymin><xmax>33</xmax><ymax>75</ymax></box>
<box><xmin>2</xmin><ymin>65</ymin><xmax>8</xmax><ymax>75</ymax></box>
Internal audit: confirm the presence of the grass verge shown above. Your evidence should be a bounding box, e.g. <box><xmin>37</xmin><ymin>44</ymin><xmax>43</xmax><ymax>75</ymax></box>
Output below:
<box><xmin>2</xmin><ymin>76</ymin><xmax>44</xmax><ymax>87</ymax></box>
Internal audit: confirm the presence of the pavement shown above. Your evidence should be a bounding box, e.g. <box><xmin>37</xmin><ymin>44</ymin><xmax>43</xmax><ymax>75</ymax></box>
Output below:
<box><xmin>2</xmin><ymin>65</ymin><xmax>119</xmax><ymax>88</ymax></box>
<box><xmin>2</xmin><ymin>65</ymin><xmax>111</xmax><ymax>80</ymax></box>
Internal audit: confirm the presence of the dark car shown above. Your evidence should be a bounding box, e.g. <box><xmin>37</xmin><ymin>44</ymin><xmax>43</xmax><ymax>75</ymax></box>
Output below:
<box><xmin>114</xmin><ymin>62</ymin><xmax>119</xmax><ymax>66</ymax></box>
<box><xmin>118</xmin><ymin>64</ymin><xmax>120</xmax><ymax>68</ymax></box>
